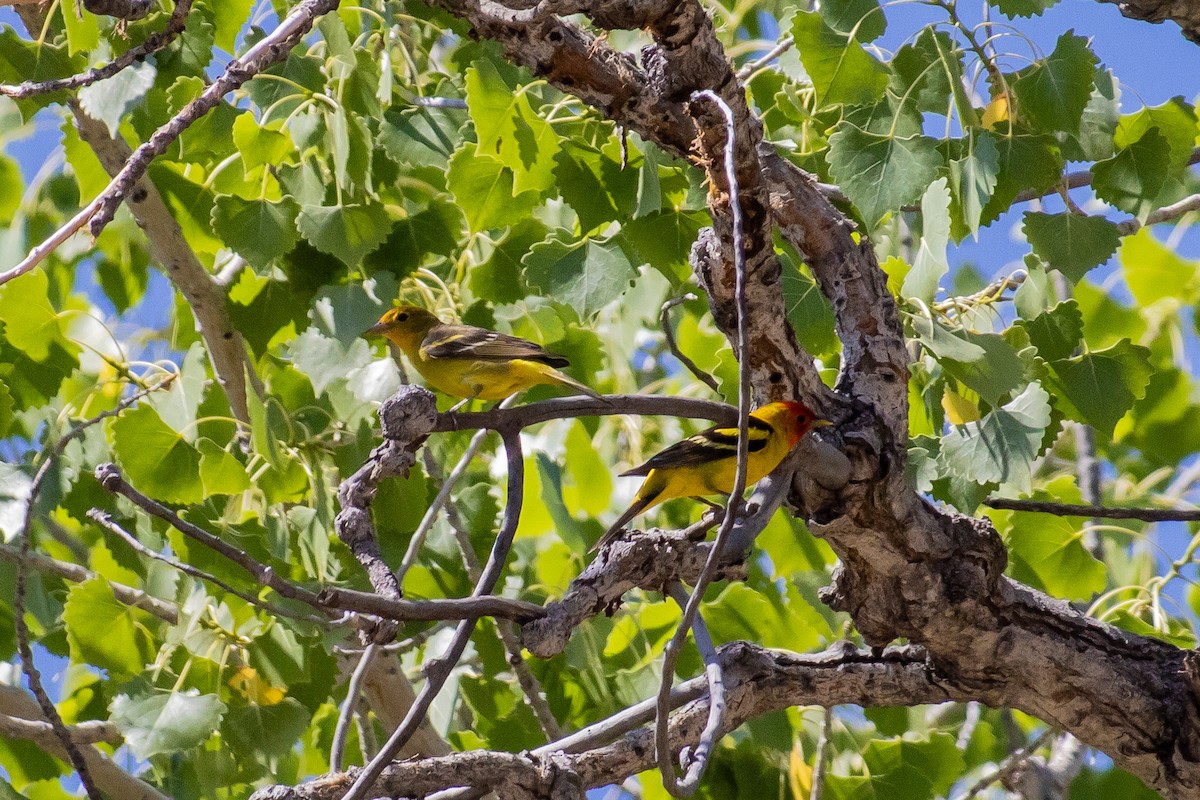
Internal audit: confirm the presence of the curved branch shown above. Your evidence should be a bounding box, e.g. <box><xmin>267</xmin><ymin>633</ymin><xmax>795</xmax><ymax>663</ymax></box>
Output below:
<box><xmin>249</xmin><ymin>642</ymin><xmax>955</xmax><ymax>800</ymax></box>
<box><xmin>1094</xmin><ymin>0</ymin><xmax>1200</xmax><ymax>44</ymax></box>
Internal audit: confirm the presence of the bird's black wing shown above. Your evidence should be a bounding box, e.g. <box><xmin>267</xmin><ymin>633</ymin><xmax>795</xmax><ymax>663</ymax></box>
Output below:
<box><xmin>619</xmin><ymin>416</ymin><xmax>772</xmax><ymax>476</ymax></box>
<box><xmin>420</xmin><ymin>324</ymin><xmax>569</xmax><ymax>367</ymax></box>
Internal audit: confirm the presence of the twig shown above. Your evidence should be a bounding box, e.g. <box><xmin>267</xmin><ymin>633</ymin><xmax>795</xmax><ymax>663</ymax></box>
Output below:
<box><xmin>666</xmin><ymin>582</ymin><xmax>726</xmax><ymax>786</ymax></box>
<box><xmin>1118</xmin><ymin>191</ymin><xmax>1200</xmax><ymax>234</ymax></box>
<box><xmin>395</xmin><ymin>394</ymin><xmax>520</xmax><ymax>588</ymax></box>
<box><xmin>0</xmin><ymin>542</ymin><xmax>178</xmax><ymax>623</ymax></box>
<box><xmin>409</xmin><ymin>96</ymin><xmax>469</xmax><ymax>108</ymax></box>
<box><xmin>959</xmin><ymin>729</ymin><xmax>1054</xmax><ymax>800</ymax></box>
<box><xmin>433</xmin><ymin>394</ymin><xmax>736</xmax><ymax>434</ymax></box>
<box><xmin>0</xmin><ymin>0</ymin><xmax>341</xmax><ymax>286</ymax></box>
<box><xmin>810</xmin><ymin>706</ymin><xmax>833</xmax><ymax>800</ymax></box>
<box><xmin>317</xmin><ymin>586</ymin><xmax>546</xmax><ymax>622</ymax></box>
<box><xmin>984</xmin><ymin>497</ymin><xmax>1200</xmax><ymax>522</ymax></box>
<box><xmin>735</xmin><ymin>35</ymin><xmax>795</xmax><ymax>80</ymax></box>
<box><xmin>13</xmin><ymin>376</ymin><xmax>174</xmax><ymax>800</ymax></box>
<box><xmin>87</xmin><ymin>510</ymin><xmax>329</xmax><ymax>625</ymax></box>
<box><xmin>437</xmin><ymin>461</ymin><xmax>564</xmax><ymax>742</ymax></box>
<box><xmin>654</xmin><ymin>88</ymin><xmax>752</xmax><ymax>799</ymax></box>
<box><xmin>0</xmin><ymin>0</ymin><xmax>193</xmax><ymax>99</ymax></box>
<box><xmin>339</xmin><ymin>430</ymin><xmax>526</xmax><ymax>800</ymax></box>
<box><xmin>332</xmin><ymin>644</ymin><xmax>379</xmax><ymax>772</ymax></box>
<box><xmin>660</xmin><ymin>295</ymin><xmax>721</xmax><ymax>393</ymax></box>
<box><xmin>95</xmin><ymin>463</ymin><xmax>326</xmax><ymax>608</ymax></box>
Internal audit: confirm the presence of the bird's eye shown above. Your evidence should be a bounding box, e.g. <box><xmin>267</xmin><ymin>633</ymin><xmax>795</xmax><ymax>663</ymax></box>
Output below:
<box><xmin>396</xmin><ymin>312</ymin><xmax>409</xmax><ymax>322</ymax></box>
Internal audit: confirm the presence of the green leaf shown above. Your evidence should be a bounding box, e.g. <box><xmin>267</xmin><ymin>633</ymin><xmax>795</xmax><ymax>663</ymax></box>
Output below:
<box><xmin>940</xmin><ymin>333</ymin><xmax>1030</xmax><ymax>405</ymax></box>
<box><xmin>213</xmin><ymin>196</ymin><xmax>301</xmax><ymax>271</ymax></box>
<box><xmin>447</xmin><ymin>143</ymin><xmax>540</xmax><ymax>234</ymax></box>
<box><xmin>621</xmin><ymin>209</ymin><xmax>709</xmax><ymax>284</ymax></box>
<box><xmin>941</xmin><ymin>382</ymin><xmax>1051</xmax><ymax>492</ymax></box>
<box><xmin>232</xmin><ymin>112</ymin><xmax>293</xmax><ymax>172</ymax></box>
<box><xmin>949</xmin><ymin>131</ymin><xmax>998</xmax><ymax>237</ymax></box>
<box><xmin>109</xmin><ymin>404</ymin><xmax>204</xmax><ymax>504</ymax></box>
<box><xmin>891</xmin><ymin>29</ymin><xmax>969</xmax><ymax>117</ymax></box>
<box><xmin>992</xmin><ymin>504</ymin><xmax>1106</xmax><ymax>600</ymax></box>
<box><xmin>819</xmin><ymin>0</ymin><xmax>886</xmax><ymax>41</ymax></box>
<box><xmin>980</xmin><ymin>134</ymin><xmax>1064</xmax><ymax>228</ymax></box>
<box><xmin>1018</xmin><ymin>300</ymin><xmax>1083</xmax><ymax>362</ymax></box>
<box><xmin>221</xmin><ymin>698</ymin><xmax>309</xmax><ymax>758</ymax></box>
<box><xmin>0</xmin><ymin>269</ymin><xmax>69</xmax><ymax>362</ymax></box>
<box><xmin>862</xmin><ymin>732</ymin><xmax>965</xmax><ymax>800</ymax></box>
<box><xmin>1092</xmin><ymin>128</ymin><xmax>1172</xmax><ymax>221</ymax></box>
<box><xmin>1011</xmin><ymin>32</ymin><xmax>1096</xmax><ymax>134</ymax></box>
<box><xmin>211</xmin><ymin>0</ymin><xmax>254</xmax><ymax>52</ymax></box>
<box><xmin>1115</xmin><ymin>97</ymin><xmax>1198</xmax><ymax>172</ymax></box>
<box><xmin>378</xmin><ymin>105</ymin><xmax>460</xmax><ymax>167</ymax></box>
<box><xmin>901</xmin><ymin>178</ymin><xmax>950</xmax><ymax>302</ymax></box>
<box><xmin>296</xmin><ymin>202</ymin><xmax>391</xmax><ymax>267</ymax></box>
<box><xmin>1120</xmin><ymin>227</ymin><xmax>1200</xmax><ymax>308</ymax></box>
<box><xmin>1049</xmin><ymin>339</ymin><xmax>1153</xmax><ymax>437</ymax></box>
<box><xmin>523</xmin><ymin>234</ymin><xmax>634</xmax><ymax>318</ymax></box>
<box><xmin>470</xmin><ymin>218</ymin><xmax>545</xmax><ymax>303</ymax></box>
<box><xmin>703</xmin><ymin>583</ymin><xmax>830</xmax><ymax>652</ymax></box>
<box><xmin>110</xmin><ymin>689</ymin><xmax>226</xmax><ymax>759</ymax></box>
<box><xmin>466</xmin><ymin>60</ymin><xmax>559</xmax><ymax>194</ymax></box>
<box><xmin>553</xmin><ymin>145</ymin><xmax>621</xmax><ymax>233</ymax></box>
<box><xmin>990</xmin><ymin>0</ymin><xmax>1061</xmax><ymax>16</ymax></box>
<box><xmin>1022</xmin><ymin>212</ymin><xmax>1121</xmax><ymax>283</ymax></box>
<box><xmin>792</xmin><ymin>11</ymin><xmax>889</xmax><ymax>108</ymax></box>
<box><xmin>826</xmin><ymin>125</ymin><xmax>941</xmax><ymax>227</ymax></box>
<box><xmin>64</xmin><ymin>579</ymin><xmax>158</xmax><ymax>677</ymax></box>
<box><xmin>77</xmin><ymin>60</ymin><xmax>157</xmax><ymax>138</ymax></box>
<box><xmin>198</xmin><ymin>439</ymin><xmax>251</xmax><ymax>495</ymax></box>
<box><xmin>60</xmin><ymin>0</ymin><xmax>100</xmax><ymax>55</ymax></box>
<box><xmin>1063</xmin><ymin>67</ymin><xmax>1120</xmax><ymax>162</ymax></box>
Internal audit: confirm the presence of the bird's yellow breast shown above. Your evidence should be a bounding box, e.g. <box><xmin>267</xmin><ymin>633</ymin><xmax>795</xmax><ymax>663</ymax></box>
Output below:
<box><xmin>410</xmin><ymin>354</ymin><xmax>556</xmax><ymax>401</ymax></box>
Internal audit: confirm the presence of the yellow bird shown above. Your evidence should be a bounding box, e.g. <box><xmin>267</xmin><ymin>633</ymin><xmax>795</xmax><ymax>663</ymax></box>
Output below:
<box><xmin>365</xmin><ymin>305</ymin><xmax>601</xmax><ymax>405</ymax></box>
<box><xmin>595</xmin><ymin>401</ymin><xmax>829</xmax><ymax>550</ymax></box>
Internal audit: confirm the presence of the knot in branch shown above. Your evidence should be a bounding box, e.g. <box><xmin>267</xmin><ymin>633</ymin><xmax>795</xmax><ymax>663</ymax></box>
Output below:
<box><xmin>379</xmin><ymin>385</ymin><xmax>438</xmax><ymax>441</ymax></box>
<box><xmin>94</xmin><ymin>462</ymin><xmax>121</xmax><ymax>491</ymax></box>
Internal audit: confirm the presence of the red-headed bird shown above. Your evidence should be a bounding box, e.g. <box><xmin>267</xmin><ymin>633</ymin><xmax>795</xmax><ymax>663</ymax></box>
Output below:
<box><xmin>595</xmin><ymin>401</ymin><xmax>829</xmax><ymax>550</ymax></box>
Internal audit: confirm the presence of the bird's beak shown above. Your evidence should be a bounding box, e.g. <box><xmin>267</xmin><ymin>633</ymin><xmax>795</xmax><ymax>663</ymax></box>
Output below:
<box><xmin>811</xmin><ymin>418</ymin><xmax>834</xmax><ymax>428</ymax></box>
<box><xmin>362</xmin><ymin>321</ymin><xmax>391</xmax><ymax>338</ymax></box>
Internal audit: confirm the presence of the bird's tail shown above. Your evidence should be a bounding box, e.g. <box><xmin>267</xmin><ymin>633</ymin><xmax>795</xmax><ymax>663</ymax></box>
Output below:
<box><xmin>591</xmin><ymin>484</ymin><xmax>662</xmax><ymax>552</ymax></box>
<box><xmin>546</xmin><ymin>367</ymin><xmax>607</xmax><ymax>402</ymax></box>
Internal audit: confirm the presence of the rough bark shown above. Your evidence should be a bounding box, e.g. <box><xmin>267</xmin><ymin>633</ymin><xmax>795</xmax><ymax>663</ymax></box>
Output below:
<box><xmin>1096</xmin><ymin>0</ymin><xmax>1200</xmax><ymax>43</ymax></box>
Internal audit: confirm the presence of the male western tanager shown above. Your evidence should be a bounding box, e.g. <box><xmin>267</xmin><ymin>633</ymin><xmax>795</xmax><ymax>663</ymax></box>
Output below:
<box><xmin>595</xmin><ymin>401</ymin><xmax>828</xmax><ymax>550</ymax></box>
<box><xmin>365</xmin><ymin>305</ymin><xmax>601</xmax><ymax>404</ymax></box>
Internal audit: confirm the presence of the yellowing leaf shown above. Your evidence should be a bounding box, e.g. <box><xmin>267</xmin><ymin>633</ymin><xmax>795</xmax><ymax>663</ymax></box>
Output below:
<box><xmin>789</xmin><ymin>740</ymin><xmax>813</xmax><ymax>799</ymax></box>
<box><xmin>942</xmin><ymin>386</ymin><xmax>981</xmax><ymax>424</ymax></box>
<box><xmin>982</xmin><ymin>94</ymin><xmax>1009</xmax><ymax>128</ymax></box>
<box><xmin>228</xmin><ymin>667</ymin><xmax>286</xmax><ymax>706</ymax></box>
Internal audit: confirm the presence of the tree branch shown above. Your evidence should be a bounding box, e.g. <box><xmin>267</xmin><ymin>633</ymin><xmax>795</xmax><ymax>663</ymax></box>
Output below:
<box><xmin>985</xmin><ymin>497</ymin><xmax>1200</xmax><ymax>521</ymax></box>
<box><xmin>317</xmin><ymin>586</ymin><xmax>546</xmax><ymax>623</ymax></box>
<box><xmin>249</xmin><ymin>643</ymin><xmax>956</xmax><ymax>800</ymax></box>
<box><xmin>1094</xmin><ymin>0</ymin><xmax>1200</xmax><ymax>44</ymax></box>
<box><xmin>0</xmin><ymin>0</ymin><xmax>192</xmax><ymax>99</ymax></box>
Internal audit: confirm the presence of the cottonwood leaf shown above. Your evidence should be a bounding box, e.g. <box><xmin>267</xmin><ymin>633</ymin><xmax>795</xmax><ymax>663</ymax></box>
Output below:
<box><xmin>296</xmin><ymin>202</ymin><xmax>390</xmax><ymax>266</ymax></box>
<box><xmin>941</xmin><ymin>382</ymin><xmax>1051</xmax><ymax>492</ymax></box>
<box><xmin>1017</xmin><ymin>300</ymin><xmax>1083</xmax><ymax>362</ymax></box>
<box><xmin>78</xmin><ymin>60</ymin><xmax>157</xmax><ymax>138</ymax></box>
<box><xmin>1049</xmin><ymin>338</ymin><xmax>1153</xmax><ymax>437</ymax></box>
<box><xmin>1120</xmin><ymin>227</ymin><xmax>1200</xmax><ymax>307</ymax></box>
<box><xmin>64</xmin><ymin>579</ymin><xmax>158</xmax><ymax>678</ymax></box>
<box><xmin>827</xmin><ymin>125</ymin><xmax>941</xmax><ymax>227</ymax></box>
<box><xmin>447</xmin><ymin>144</ymin><xmax>539</xmax><ymax>233</ymax></box>
<box><xmin>1092</xmin><ymin>128</ymin><xmax>1171</xmax><ymax>221</ymax></box>
<box><xmin>949</xmin><ymin>131</ymin><xmax>999</xmax><ymax>237</ymax></box>
<box><xmin>792</xmin><ymin>11</ymin><xmax>889</xmax><ymax>108</ymax></box>
<box><xmin>109</xmin><ymin>404</ymin><xmax>204</xmax><ymax>504</ymax></box>
<box><xmin>1023</xmin><ymin>212</ymin><xmax>1120</xmax><ymax>283</ymax></box>
<box><xmin>212</xmin><ymin>196</ymin><xmax>300</xmax><ymax>271</ymax></box>
<box><xmin>1012</xmin><ymin>32</ymin><xmax>1096</xmax><ymax>134</ymax></box>
<box><xmin>111</xmin><ymin>689</ymin><xmax>225</xmax><ymax>759</ymax></box>
<box><xmin>902</xmin><ymin>178</ymin><xmax>951</xmax><ymax>302</ymax></box>
<box><xmin>466</xmin><ymin>60</ymin><xmax>558</xmax><ymax>194</ymax></box>
<box><xmin>523</xmin><ymin>235</ymin><xmax>634</xmax><ymax>318</ymax></box>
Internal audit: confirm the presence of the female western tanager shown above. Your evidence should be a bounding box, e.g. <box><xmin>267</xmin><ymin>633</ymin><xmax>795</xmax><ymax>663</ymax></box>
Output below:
<box><xmin>365</xmin><ymin>305</ymin><xmax>601</xmax><ymax>403</ymax></box>
<box><xmin>595</xmin><ymin>401</ymin><xmax>828</xmax><ymax>550</ymax></box>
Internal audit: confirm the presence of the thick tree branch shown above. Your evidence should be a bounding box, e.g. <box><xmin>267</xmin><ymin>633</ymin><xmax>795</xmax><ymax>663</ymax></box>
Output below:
<box><xmin>69</xmin><ymin>105</ymin><xmax>256</xmax><ymax>427</ymax></box>
<box><xmin>317</xmin><ymin>586</ymin><xmax>546</xmax><ymax>623</ymax></box>
<box><xmin>1095</xmin><ymin>0</ymin><xmax>1200</xmax><ymax>43</ymax></box>
<box><xmin>249</xmin><ymin>643</ymin><xmax>956</xmax><ymax>800</ymax></box>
